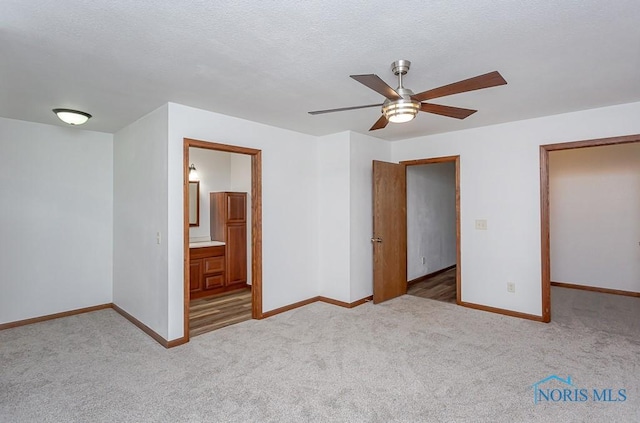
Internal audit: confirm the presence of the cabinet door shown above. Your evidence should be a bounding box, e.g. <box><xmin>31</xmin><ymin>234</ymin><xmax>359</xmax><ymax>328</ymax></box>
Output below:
<box><xmin>226</xmin><ymin>193</ymin><xmax>246</xmax><ymax>223</ymax></box>
<box><xmin>189</xmin><ymin>259</ymin><xmax>203</xmax><ymax>293</ymax></box>
<box><xmin>226</xmin><ymin>224</ymin><xmax>247</xmax><ymax>285</ymax></box>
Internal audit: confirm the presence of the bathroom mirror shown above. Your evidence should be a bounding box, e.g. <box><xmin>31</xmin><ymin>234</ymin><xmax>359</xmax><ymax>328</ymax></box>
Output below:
<box><xmin>189</xmin><ymin>181</ymin><xmax>200</xmax><ymax>226</ymax></box>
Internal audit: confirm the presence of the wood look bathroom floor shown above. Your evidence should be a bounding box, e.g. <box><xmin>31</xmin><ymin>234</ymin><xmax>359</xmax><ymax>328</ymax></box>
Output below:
<box><xmin>407</xmin><ymin>267</ymin><xmax>457</xmax><ymax>303</ymax></box>
<box><xmin>189</xmin><ymin>288</ymin><xmax>252</xmax><ymax>337</ymax></box>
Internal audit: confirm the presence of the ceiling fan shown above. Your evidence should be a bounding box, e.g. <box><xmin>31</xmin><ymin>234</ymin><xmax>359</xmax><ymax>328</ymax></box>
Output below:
<box><xmin>308</xmin><ymin>60</ymin><xmax>507</xmax><ymax>131</ymax></box>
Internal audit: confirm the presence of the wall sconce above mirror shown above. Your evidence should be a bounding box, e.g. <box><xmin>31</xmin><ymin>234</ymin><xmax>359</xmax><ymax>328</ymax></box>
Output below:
<box><xmin>189</xmin><ymin>181</ymin><xmax>200</xmax><ymax>226</ymax></box>
<box><xmin>189</xmin><ymin>164</ymin><xmax>199</xmax><ymax>181</ymax></box>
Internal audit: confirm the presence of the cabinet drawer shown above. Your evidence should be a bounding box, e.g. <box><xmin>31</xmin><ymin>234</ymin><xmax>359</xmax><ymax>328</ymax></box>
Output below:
<box><xmin>204</xmin><ymin>274</ymin><xmax>225</xmax><ymax>289</ymax></box>
<box><xmin>204</xmin><ymin>256</ymin><xmax>225</xmax><ymax>274</ymax></box>
<box><xmin>190</xmin><ymin>245</ymin><xmax>225</xmax><ymax>260</ymax></box>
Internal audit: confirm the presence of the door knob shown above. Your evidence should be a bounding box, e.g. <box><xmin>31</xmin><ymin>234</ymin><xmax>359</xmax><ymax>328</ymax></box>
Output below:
<box><xmin>371</xmin><ymin>237</ymin><xmax>382</xmax><ymax>243</ymax></box>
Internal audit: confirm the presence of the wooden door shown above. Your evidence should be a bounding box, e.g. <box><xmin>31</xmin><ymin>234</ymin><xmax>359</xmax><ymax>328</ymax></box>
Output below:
<box><xmin>372</xmin><ymin>160</ymin><xmax>407</xmax><ymax>303</ymax></box>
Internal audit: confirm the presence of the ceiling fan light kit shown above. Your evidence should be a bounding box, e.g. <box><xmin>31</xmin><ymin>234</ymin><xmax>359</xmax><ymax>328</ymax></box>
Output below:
<box><xmin>383</xmin><ymin>99</ymin><xmax>420</xmax><ymax>123</ymax></box>
<box><xmin>309</xmin><ymin>59</ymin><xmax>507</xmax><ymax>131</ymax></box>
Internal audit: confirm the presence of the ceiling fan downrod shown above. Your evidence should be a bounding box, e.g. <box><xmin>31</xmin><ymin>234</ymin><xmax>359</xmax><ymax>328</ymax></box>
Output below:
<box><xmin>391</xmin><ymin>59</ymin><xmax>411</xmax><ymax>90</ymax></box>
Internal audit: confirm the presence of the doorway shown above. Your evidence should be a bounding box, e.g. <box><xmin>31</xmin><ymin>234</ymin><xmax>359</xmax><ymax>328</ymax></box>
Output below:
<box><xmin>540</xmin><ymin>134</ymin><xmax>640</xmax><ymax>322</ymax></box>
<box><xmin>183</xmin><ymin>138</ymin><xmax>263</xmax><ymax>341</ymax></box>
<box><xmin>405</xmin><ymin>161</ymin><xmax>457</xmax><ymax>303</ymax></box>
<box><xmin>371</xmin><ymin>156</ymin><xmax>461</xmax><ymax>305</ymax></box>
<box><xmin>402</xmin><ymin>156</ymin><xmax>461</xmax><ymax>304</ymax></box>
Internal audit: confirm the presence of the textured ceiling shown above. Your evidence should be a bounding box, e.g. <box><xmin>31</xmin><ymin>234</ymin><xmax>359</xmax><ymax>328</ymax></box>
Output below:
<box><xmin>2</xmin><ymin>1</ymin><xmax>640</xmax><ymax>140</ymax></box>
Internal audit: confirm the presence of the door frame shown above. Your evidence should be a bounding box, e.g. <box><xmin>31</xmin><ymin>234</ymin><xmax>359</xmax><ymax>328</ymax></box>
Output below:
<box><xmin>539</xmin><ymin>133</ymin><xmax>640</xmax><ymax>323</ymax></box>
<box><xmin>183</xmin><ymin>138</ymin><xmax>263</xmax><ymax>342</ymax></box>
<box><xmin>400</xmin><ymin>155</ymin><xmax>461</xmax><ymax>304</ymax></box>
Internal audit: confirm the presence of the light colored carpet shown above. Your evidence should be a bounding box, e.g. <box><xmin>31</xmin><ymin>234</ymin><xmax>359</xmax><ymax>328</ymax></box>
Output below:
<box><xmin>1</xmin><ymin>287</ymin><xmax>638</xmax><ymax>422</ymax></box>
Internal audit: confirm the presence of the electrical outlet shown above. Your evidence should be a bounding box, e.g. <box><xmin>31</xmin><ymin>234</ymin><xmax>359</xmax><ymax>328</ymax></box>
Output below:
<box><xmin>475</xmin><ymin>219</ymin><xmax>488</xmax><ymax>230</ymax></box>
<box><xmin>507</xmin><ymin>282</ymin><xmax>515</xmax><ymax>293</ymax></box>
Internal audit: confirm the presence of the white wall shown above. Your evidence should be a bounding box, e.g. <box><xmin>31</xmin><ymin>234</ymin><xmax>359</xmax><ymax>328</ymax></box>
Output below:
<box><xmin>167</xmin><ymin>103</ymin><xmax>320</xmax><ymax>340</ymax></box>
<box><xmin>317</xmin><ymin>132</ymin><xmax>351</xmax><ymax>302</ymax></box>
<box><xmin>0</xmin><ymin>117</ymin><xmax>113</xmax><ymax>324</ymax></box>
<box><xmin>549</xmin><ymin>143</ymin><xmax>640</xmax><ymax>292</ymax></box>
<box><xmin>113</xmin><ymin>105</ymin><xmax>169</xmax><ymax>338</ymax></box>
<box><xmin>349</xmin><ymin>132</ymin><xmax>391</xmax><ymax>302</ymax></box>
<box><xmin>407</xmin><ymin>163</ymin><xmax>456</xmax><ymax>280</ymax></box>
<box><xmin>316</xmin><ymin>131</ymin><xmax>390</xmax><ymax>303</ymax></box>
<box><xmin>392</xmin><ymin>101</ymin><xmax>640</xmax><ymax>317</ymax></box>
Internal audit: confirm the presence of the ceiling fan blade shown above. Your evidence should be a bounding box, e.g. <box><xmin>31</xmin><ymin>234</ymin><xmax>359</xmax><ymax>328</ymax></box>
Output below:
<box><xmin>420</xmin><ymin>103</ymin><xmax>477</xmax><ymax>119</ymax></box>
<box><xmin>308</xmin><ymin>103</ymin><xmax>382</xmax><ymax>115</ymax></box>
<box><xmin>412</xmin><ymin>71</ymin><xmax>507</xmax><ymax>102</ymax></box>
<box><xmin>350</xmin><ymin>74</ymin><xmax>402</xmax><ymax>100</ymax></box>
<box><xmin>369</xmin><ymin>115</ymin><xmax>389</xmax><ymax>131</ymax></box>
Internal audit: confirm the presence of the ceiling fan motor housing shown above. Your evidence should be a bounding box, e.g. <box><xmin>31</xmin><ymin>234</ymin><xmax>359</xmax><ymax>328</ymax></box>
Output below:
<box><xmin>391</xmin><ymin>60</ymin><xmax>411</xmax><ymax>76</ymax></box>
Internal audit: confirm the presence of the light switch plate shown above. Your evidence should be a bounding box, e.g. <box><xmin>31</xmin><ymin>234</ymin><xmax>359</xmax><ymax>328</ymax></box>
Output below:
<box><xmin>475</xmin><ymin>219</ymin><xmax>488</xmax><ymax>230</ymax></box>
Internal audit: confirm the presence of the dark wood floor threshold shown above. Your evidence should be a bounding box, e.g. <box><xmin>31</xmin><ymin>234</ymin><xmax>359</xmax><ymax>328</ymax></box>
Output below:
<box><xmin>407</xmin><ymin>266</ymin><xmax>457</xmax><ymax>304</ymax></box>
<box><xmin>407</xmin><ymin>264</ymin><xmax>456</xmax><ymax>286</ymax></box>
<box><xmin>551</xmin><ymin>281</ymin><xmax>640</xmax><ymax>298</ymax></box>
<box><xmin>189</xmin><ymin>288</ymin><xmax>253</xmax><ymax>337</ymax></box>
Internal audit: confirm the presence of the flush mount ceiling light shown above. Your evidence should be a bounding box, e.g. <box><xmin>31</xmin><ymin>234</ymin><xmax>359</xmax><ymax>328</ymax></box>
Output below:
<box><xmin>52</xmin><ymin>108</ymin><xmax>92</xmax><ymax>125</ymax></box>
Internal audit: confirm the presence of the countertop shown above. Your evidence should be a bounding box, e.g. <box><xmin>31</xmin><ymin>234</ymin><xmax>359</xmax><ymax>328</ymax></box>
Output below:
<box><xmin>189</xmin><ymin>240</ymin><xmax>225</xmax><ymax>248</ymax></box>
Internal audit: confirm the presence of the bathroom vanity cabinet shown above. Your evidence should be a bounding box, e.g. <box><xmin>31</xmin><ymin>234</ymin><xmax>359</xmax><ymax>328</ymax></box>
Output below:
<box><xmin>189</xmin><ymin>245</ymin><xmax>226</xmax><ymax>299</ymax></box>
